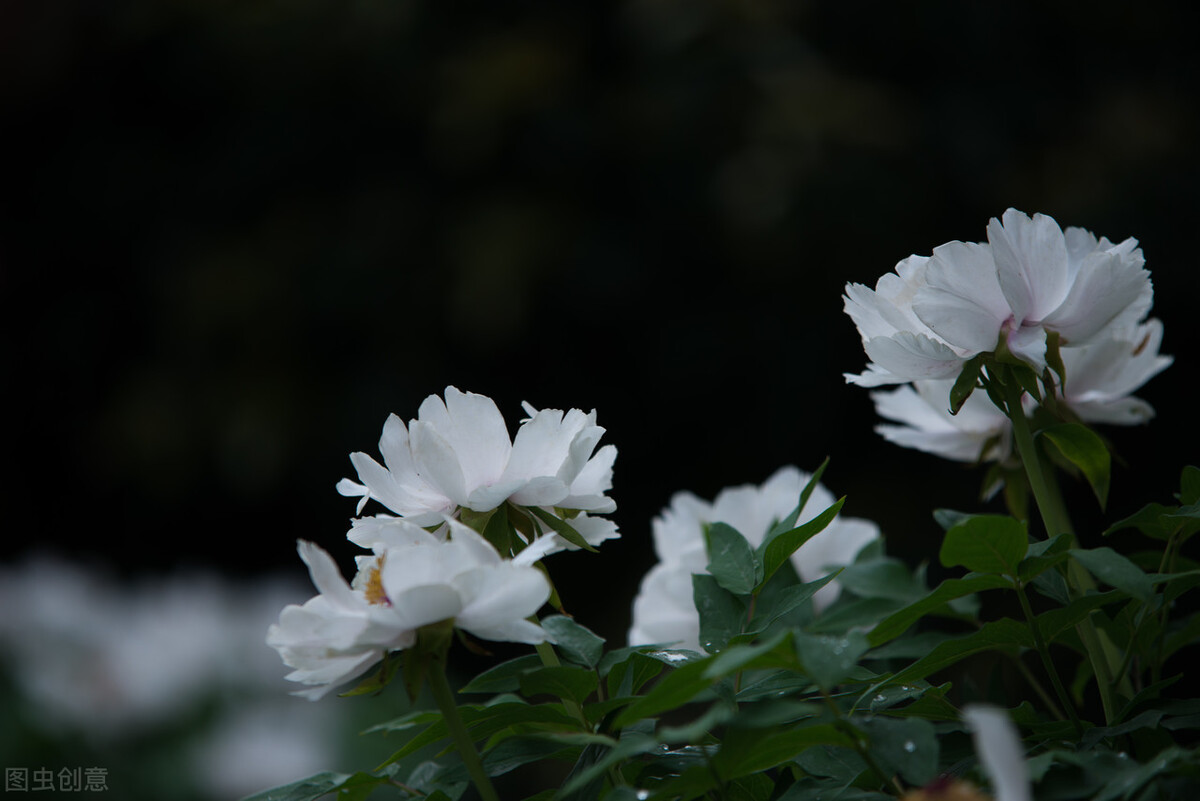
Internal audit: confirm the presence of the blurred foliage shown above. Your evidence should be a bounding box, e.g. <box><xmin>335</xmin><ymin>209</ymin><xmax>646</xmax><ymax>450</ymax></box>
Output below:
<box><xmin>3</xmin><ymin>0</ymin><xmax>1199</xmax><ymax>644</ymax></box>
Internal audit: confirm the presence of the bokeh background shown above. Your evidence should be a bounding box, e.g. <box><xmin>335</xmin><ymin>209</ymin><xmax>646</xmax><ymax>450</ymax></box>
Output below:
<box><xmin>4</xmin><ymin>0</ymin><xmax>1200</xmax><ymax>797</ymax></box>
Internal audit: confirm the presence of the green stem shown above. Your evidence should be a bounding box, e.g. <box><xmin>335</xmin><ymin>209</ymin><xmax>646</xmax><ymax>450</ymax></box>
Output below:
<box><xmin>1005</xmin><ymin>651</ymin><xmax>1066</xmax><ymax>722</ymax></box>
<box><xmin>1015</xmin><ymin>582</ymin><xmax>1082</xmax><ymax>736</ymax></box>
<box><xmin>996</xmin><ymin>367</ymin><xmax>1120</xmax><ymax>723</ymax></box>
<box><xmin>820</xmin><ymin>691</ymin><xmax>903</xmax><ymax>795</ymax></box>
<box><xmin>535</xmin><ymin>639</ymin><xmax>561</xmax><ymax>667</ymax></box>
<box><xmin>533</xmin><ymin>637</ymin><xmax>595</xmax><ymax>731</ymax></box>
<box><xmin>428</xmin><ymin>656</ymin><xmax>500</xmax><ymax>801</ymax></box>
<box><xmin>997</xmin><ymin>371</ymin><xmax>1071</xmax><ymax>540</ymax></box>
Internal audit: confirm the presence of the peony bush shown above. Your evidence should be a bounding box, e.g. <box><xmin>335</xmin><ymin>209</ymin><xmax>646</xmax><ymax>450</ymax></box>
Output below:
<box><xmin>252</xmin><ymin>211</ymin><xmax>1199</xmax><ymax>801</ymax></box>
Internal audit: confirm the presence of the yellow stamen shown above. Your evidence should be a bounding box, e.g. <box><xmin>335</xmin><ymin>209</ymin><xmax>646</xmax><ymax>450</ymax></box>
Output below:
<box><xmin>364</xmin><ymin>556</ymin><xmax>390</xmax><ymax>606</ymax></box>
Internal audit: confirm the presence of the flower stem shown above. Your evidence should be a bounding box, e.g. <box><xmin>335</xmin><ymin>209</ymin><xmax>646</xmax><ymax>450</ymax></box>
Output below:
<box><xmin>427</xmin><ymin>656</ymin><xmax>500</xmax><ymax>801</ymax></box>
<box><xmin>820</xmin><ymin>691</ymin><xmax>903</xmax><ymax>796</ymax></box>
<box><xmin>1014</xmin><ymin>581</ymin><xmax>1082</xmax><ymax>736</ymax></box>
<box><xmin>996</xmin><ymin>367</ymin><xmax>1120</xmax><ymax>723</ymax></box>
<box><xmin>996</xmin><ymin>370</ymin><xmax>1071</xmax><ymax>540</ymax></box>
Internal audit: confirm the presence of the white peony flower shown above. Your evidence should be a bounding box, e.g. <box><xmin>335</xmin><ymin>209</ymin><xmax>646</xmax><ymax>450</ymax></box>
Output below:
<box><xmin>336</xmin><ymin>387</ymin><xmax>617</xmax><ymax>529</ymax></box>
<box><xmin>267</xmin><ymin>519</ymin><xmax>551</xmax><ymax>700</ymax></box>
<box><xmin>962</xmin><ymin>704</ymin><xmax>1032</xmax><ymax>801</ymax></box>
<box><xmin>627</xmin><ymin>562</ymin><xmax>703</xmax><ymax>651</ymax></box>
<box><xmin>846</xmin><ymin>209</ymin><xmax>1153</xmax><ymax>385</ymax></box>
<box><xmin>870</xmin><ymin>319</ymin><xmax>1171</xmax><ymax>465</ymax></box>
<box><xmin>628</xmin><ymin>467</ymin><xmax>880</xmax><ymax>650</ymax></box>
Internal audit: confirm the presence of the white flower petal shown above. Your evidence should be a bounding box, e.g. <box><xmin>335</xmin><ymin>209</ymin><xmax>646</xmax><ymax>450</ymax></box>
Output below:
<box><xmin>1041</xmin><ymin>249</ymin><xmax>1151</xmax><ymax>344</ymax></box>
<box><xmin>441</xmin><ymin>386</ymin><xmax>512</xmax><ymax>489</ymax></box>
<box><xmin>297</xmin><ymin>541</ymin><xmax>360</xmax><ymax>612</ymax></box>
<box><xmin>915</xmin><ymin>240</ymin><xmax>1009</xmax><ymax>352</ymax></box>
<box><xmin>410</xmin><ymin>421</ymin><xmax>470</xmax><ymax>507</ymax></box>
<box><xmin>456</xmin><ymin>563</ymin><xmax>550</xmax><ymax>636</ymax></box>
<box><xmin>963</xmin><ymin>704</ymin><xmax>1032</xmax><ymax>801</ymax></box>
<box><xmin>384</xmin><ymin>584</ymin><xmax>465</xmax><ymax>631</ymax></box>
<box><xmin>988</xmin><ymin>209</ymin><xmax>1071</xmax><ymax>322</ymax></box>
<box><xmin>861</xmin><ymin>332</ymin><xmax>966</xmax><ymax>383</ymax></box>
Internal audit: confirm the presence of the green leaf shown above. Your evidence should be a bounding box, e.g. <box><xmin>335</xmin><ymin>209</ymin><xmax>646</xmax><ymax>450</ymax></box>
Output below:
<box><xmin>459</xmin><ymin>653</ymin><xmax>542</xmax><ymax>694</ymax></box>
<box><xmin>656</xmin><ymin>701</ymin><xmax>737</xmax><ymax>743</ymax></box>
<box><xmin>1018</xmin><ymin>532</ymin><xmax>1073</xmax><ymax>581</ymax></box>
<box><xmin>438</xmin><ymin>736</ymin><xmax>578</xmax><ymax>784</ymax></box>
<box><xmin>793</xmin><ymin>630</ymin><xmax>870</xmax><ymax>690</ymax></box>
<box><xmin>540</xmin><ymin>616</ymin><xmax>605</xmax><ymax>669</ymax></box>
<box><xmin>949</xmin><ymin>354</ymin><xmax>986</xmax><ymax>414</ymax></box>
<box><xmin>706</xmin><ymin>522</ymin><xmax>762</xmax><ymax>595</ymax></box>
<box><xmin>1104</xmin><ymin>502</ymin><xmax>1178</xmax><ymax>540</ymax></box>
<box><xmin>746</xmin><ymin>572</ymin><xmax>838</xmax><ymax>634</ymax></box>
<box><xmin>1045</xmin><ymin>330</ymin><xmax>1067</xmax><ymax>390</ymax></box>
<box><xmin>361</xmin><ymin>709</ymin><xmax>442</xmax><ymax>736</ymax></box>
<box><xmin>556</xmin><ymin>732</ymin><xmax>660</xmax><ymax>796</ymax></box>
<box><xmin>705</xmin><ymin>629</ymin><xmax>795</xmax><ymax>679</ymax></box>
<box><xmin>518</xmin><ymin>665</ymin><xmax>598</xmax><ymax>706</ymax></box>
<box><xmin>1070</xmin><ymin>548</ymin><xmax>1154</xmax><ymax>602</ymax></box>
<box><xmin>693</xmin><ymin>573</ymin><xmax>747</xmax><ymax>653</ymax></box>
<box><xmin>338</xmin><ymin>653</ymin><xmax>400</xmax><ymax>697</ymax></box>
<box><xmin>735</xmin><ymin>669</ymin><xmax>814</xmax><ymax>701</ymax></box>
<box><xmin>939</xmin><ymin>515</ymin><xmax>1027</xmax><ymax>576</ymax></box>
<box><xmin>933</xmin><ymin>508</ymin><xmax>973</xmax><ymax>532</ymax></box>
<box><xmin>881</xmin><ymin>617</ymin><xmax>1032</xmax><ymax>687</ymax></box>
<box><xmin>527</xmin><ymin>506</ymin><xmax>598</xmax><ymax>552</ymax></box>
<box><xmin>612</xmin><ymin>660</ymin><xmax>713</xmax><ymax>728</ymax></box>
<box><xmin>758</xmin><ymin>497</ymin><xmax>845</xmax><ymax>587</ymax></box>
<box><xmin>794</xmin><ymin>745</ymin><xmax>867</xmax><ymax>783</ymax></box>
<box><xmin>1010</xmin><ymin>362</ymin><xmax>1044</xmax><ymax>403</ymax></box>
<box><xmin>1180</xmin><ymin>465</ymin><xmax>1200</xmax><ymax>505</ymax></box>
<box><xmin>855</xmin><ymin>682</ymin><xmax>930</xmax><ymax>714</ymax></box>
<box><xmin>480</xmin><ymin>503</ymin><xmax>514</xmax><ymax>556</ymax></box>
<box><xmin>766</xmin><ymin>458</ymin><xmax>831</xmax><ymax>541</ymax></box>
<box><xmin>860</xmin><ymin>715</ymin><xmax>939</xmax><ymax>786</ymax></box>
<box><xmin>868</xmin><ymin>574</ymin><xmax>1012</xmax><ymax>647</ymax></box>
<box><xmin>605</xmin><ymin>651</ymin><xmax>665</xmax><ymax>698</ymax></box>
<box><xmin>1163</xmin><ymin>612</ymin><xmax>1200</xmax><ymax>661</ymax></box>
<box><xmin>1035</xmin><ymin>590</ymin><xmax>1124</xmax><ymax>642</ymax></box>
<box><xmin>714</xmin><ymin>724</ymin><xmax>855</xmax><ymax>780</ymax></box>
<box><xmin>808</xmin><ymin>597</ymin><xmax>907</xmax><ymax>634</ymax></box>
<box><xmin>1039</xmin><ymin>422</ymin><xmax>1111</xmax><ymax>509</ymax></box>
<box><xmin>835</xmin><ymin>558</ymin><xmax>924</xmax><ymax>602</ymax></box>
<box><xmin>242</xmin><ymin>771</ymin><xmax>387</xmax><ymax>801</ymax></box>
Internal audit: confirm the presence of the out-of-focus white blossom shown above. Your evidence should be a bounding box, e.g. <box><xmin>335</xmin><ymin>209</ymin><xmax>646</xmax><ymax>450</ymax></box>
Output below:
<box><xmin>0</xmin><ymin>556</ymin><xmax>344</xmax><ymax>801</ymax></box>
<box><xmin>628</xmin><ymin>467</ymin><xmax>879</xmax><ymax>650</ymax></box>
<box><xmin>963</xmin><ymin>704</ymin><xmax>1032</xmax><ymax>801</ymax></box>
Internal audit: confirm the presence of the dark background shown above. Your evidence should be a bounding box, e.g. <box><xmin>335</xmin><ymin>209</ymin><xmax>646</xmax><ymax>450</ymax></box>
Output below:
<box><xmin>4</xmin><ymin>0</ymin><xmax>1198</xmax><ymax>645</ymax></box>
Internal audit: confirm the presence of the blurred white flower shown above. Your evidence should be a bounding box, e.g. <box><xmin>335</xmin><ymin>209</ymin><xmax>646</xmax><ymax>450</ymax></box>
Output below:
<box><xmin>627</xmin><ymin>561</ymin><xmax>706</xmax><ymax>652</ymax></box>
<box><xmin>0</xmin><ymin>556</ymin><xmax>345</xmax><ymax>800</ymax></box>
<box><xmin>846</xmin><ymin>209</ymin><xmax>1153</xmax><ymax>385</ymax></box>
<box><xmin>268</xmin><ymin>519</ymin><xmax>551</xmax><ymax>699</ymax></box>
<box><xmin>628</xmin><ymin>467</ymin><xmax>880</xmax><ymax>650</ymax></box>
<box><xmin>962</xmin><ymin>704</ymin><xmax>1032</xmax><ymax>801</ymax></box>
<box><xmin>336</xmin><ymin>387</ymin><xmax>617</xmax><ymax>536</ymax></box>
<box><xmin>0</xmin><ymin>558</ymin><xmax>303</xmax><ymax>733</ymax></box>
<box><xmin>871</xmin><ymin>319</ymin><xmax>1171</xmax><ymax>464</ymax></box>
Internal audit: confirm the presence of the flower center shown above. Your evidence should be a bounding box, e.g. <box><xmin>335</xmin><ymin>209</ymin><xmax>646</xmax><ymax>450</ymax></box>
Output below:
<box><xmin>363</xmin><ymin>556</ymin><xmax>391</xmax><ymax>606</ymax></box>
